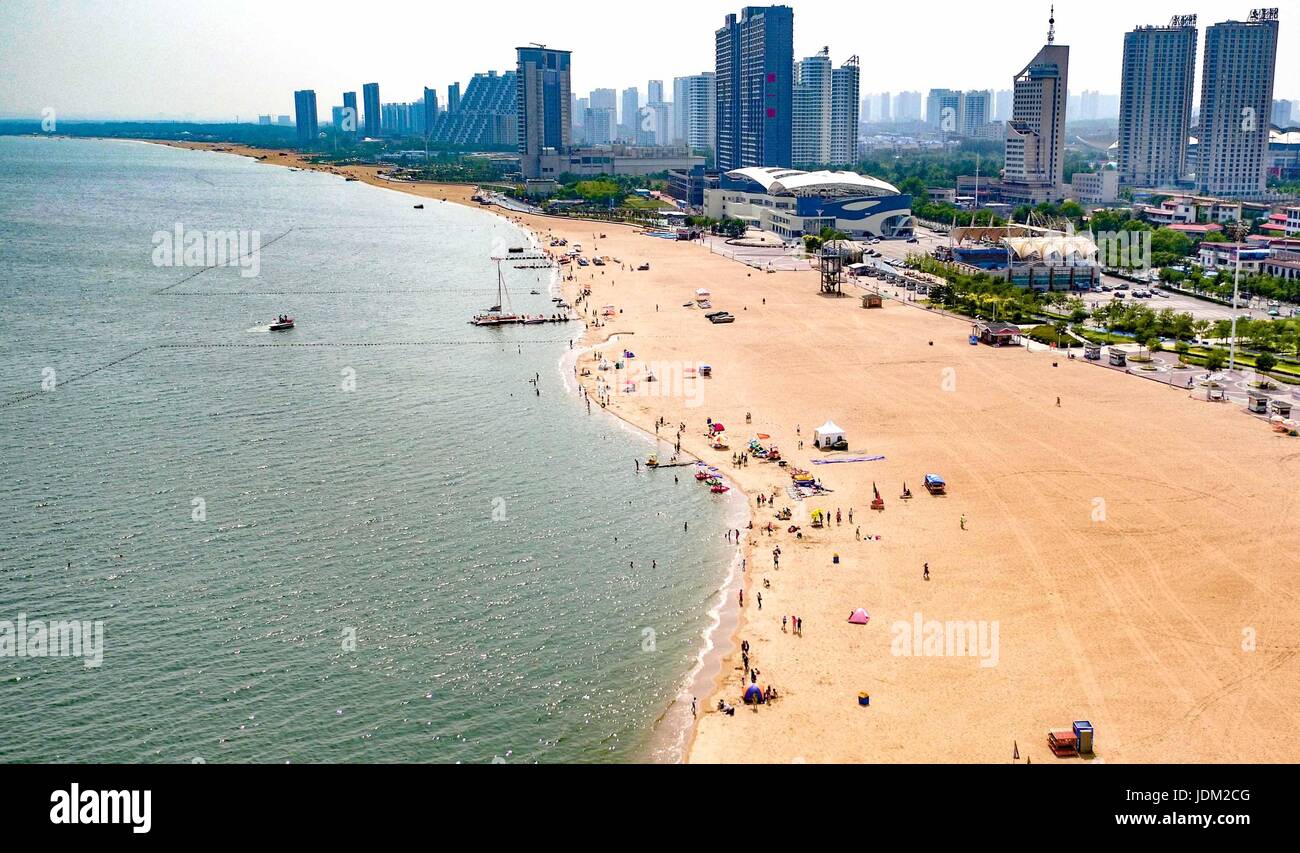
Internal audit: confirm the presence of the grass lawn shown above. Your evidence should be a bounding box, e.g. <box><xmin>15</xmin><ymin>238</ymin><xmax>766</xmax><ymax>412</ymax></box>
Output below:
<box><xmin>622</xmin><ymin>195</ymin><xmax>673</xmax><ymax>211</ymax></box>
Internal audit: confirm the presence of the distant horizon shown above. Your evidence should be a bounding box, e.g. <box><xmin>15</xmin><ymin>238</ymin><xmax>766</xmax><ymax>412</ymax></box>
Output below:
<box><xmin>1</xmin><ymin>0</ymin><xmax>1296</xmax><ymax>121</ymax></box>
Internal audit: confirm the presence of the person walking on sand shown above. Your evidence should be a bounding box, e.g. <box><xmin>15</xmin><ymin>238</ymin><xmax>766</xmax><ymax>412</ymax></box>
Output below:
<box><xmin>923</xmin><ymin>562</ymin><xmax>930</xmax><ymax>581</ymax></box>
<box><xmin>739</xmin><ymin>589</ymin><xmax>744</xmax><ymax>607</ymax></box>
<box><xmin>756</xmin><ymin>591</ymin><xmax>762</xmax><ymax>610</ymax></box>
<box><xmin>1056</xmin><ymin>396</ymin><xmax>1061</xmax><ymax>407</ymax></box>
<box><xmin>960</xmin><ymin>513</ymin><xmax>967</xmax><ymax>530</ymax></box>
<box><xmin>782</xmin><ymin>615</ymin><xmax>788</xmax><ymax>633</ymax></box>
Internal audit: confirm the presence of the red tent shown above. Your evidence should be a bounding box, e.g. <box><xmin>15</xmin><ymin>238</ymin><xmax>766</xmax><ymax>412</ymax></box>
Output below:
<box><xmin>848</xmin><ymin>608</ymin><xmax>870</xmax><ymax>625</ymax></box>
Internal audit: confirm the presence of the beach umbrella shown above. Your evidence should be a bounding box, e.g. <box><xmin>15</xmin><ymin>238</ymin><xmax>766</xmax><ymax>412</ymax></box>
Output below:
<box><xmin>757</xmin><ymin>433</ymin><xmax>771</xmax><ymax>440</ymax></box>
<box><xmin>713</xmin><ymin>423</ymin><xmax>725</xmax><ymax>433</ymax></box>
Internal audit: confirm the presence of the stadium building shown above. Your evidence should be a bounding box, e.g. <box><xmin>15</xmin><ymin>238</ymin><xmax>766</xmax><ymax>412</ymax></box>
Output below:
<box><xmin>703</xmin><ymin>166</ymin><xmax>914</xmax><ymax>240</ymax></box>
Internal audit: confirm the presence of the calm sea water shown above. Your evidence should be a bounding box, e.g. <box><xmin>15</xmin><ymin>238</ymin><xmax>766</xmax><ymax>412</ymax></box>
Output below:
<box><xmin>0</xmin><ymin>136</ymin><xmax>736</xmax><ymax>763</ymax></box>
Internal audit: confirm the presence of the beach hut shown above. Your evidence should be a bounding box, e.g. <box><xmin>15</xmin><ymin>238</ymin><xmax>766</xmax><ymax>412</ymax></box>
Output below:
<box><xmin>1084</xmin><ymin>343</ymin><xmax>1102</xmax><ymax>361</ymax></box>
<box><xmin>1107</xmin><ymin>347</ymin><xmax>1127</xmax><ymax>367</ymax></box>
<box><xmin>861</xmin><ymin>293</ymin><xmax>883</xmax><ymax>309</ymax></box>
<box><xmin>813</xmin><ymin>421</ymin><xmax>847</xmax><ymax>450</ymax></box>
<box><xmin>848</xmin><ymin>608</ymin><xmax>870</xmax><ymax>625</ymax></box>
<box><xmin>973</xmin><ymin>321</ymin><xmax>1022</xmax><ymax>347</ymax></box>
<box><xmin>1247</xmin><ymin>391</ymin><xmax>1270</xmax><ymax>414</ymax></box>
<box><xmin>1272</xmin><ymin>399</ymin><xmax>1293</xmax><ymax>418</ymax></box>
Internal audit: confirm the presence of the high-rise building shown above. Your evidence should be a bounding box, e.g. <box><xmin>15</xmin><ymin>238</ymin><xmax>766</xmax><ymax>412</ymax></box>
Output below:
<box><xmin>362</xmin><ymin>83</ymin><xmax>381</xmax><ymax>136</ymax></box>
<box><xmin>588</xmin><ymin>88</ymin><xmax>618</xmax><ymax>142</ymax></box>
<box><xmin>1273</xmin><ymin>99</ymin><xmax>1295</xmax><ymax>127</ymax></box>
<box><xmin>1118</xmin><ymin>15</ymin><xmax>1198</xmax><ymax>187</ymax></box>
<box><xmin>1197</xmin><ymin>9</ymin><xmax>1280</xmax><ymax>196</ymax></box>
<box><xmin>424</xmin><ymin>70</ymin><xmax>516</xmax><ymax>146</ymax></box>
<box><xmin>342</xmin><ymin>91</ymin><xmax>358</xmax><ymax>135</ymax></box>
<box><xmin>830</xmin><ymin>58</ymin><xmax>859</xmax><ymax>164</ymax></box>
<box><xmin>584</xmin><ymin>107</ymin><xmax>616</xmax><ymax>144</ymax></box>
<box><xmin>517</xmin><ymin>45</ymin><xmax>572</xmax><ymax>178</ymax></box>
<box><xmin>648</xmin><ymin>80</ymin><xmax>664</xmax><ymax>104</ymax></box>
<box><xmin>675</xmin><ymin>73</ymin><xmax>717</xmax><ymax>152</ymax></box>
<box><xmin>293</xmin><ymin>89</ymin><xmax>318</xmax><ymax>146</ymax></box>
<box><xmin>878</xmin><ymin>91</ymin><xmax>892</xmax><ymax>123</ymax></box>
<box><xmin>994</xmin><ymin>89</ymin><xmax>1014</xmax><ymax>122</ymax></box>
<box><xmin>715</xmin><ymin>5</ymin><xmax>794</xmax><ymax>171</ymax></box>
<box><xmin>621</xmin><ymin>87</ymin><xmax>640</xmax><ymax>141</ymax></box>
<box><xmin>926</xmin><ymin>89</ymin><xmax>962</xmax><ymax>132</ymax></box>
<box><xmin>793</xmin><ymin>50</ymin><xmax>858</xmax><ymax>167</ymax></box>
<box><xmin>423</xmin><ymin>87</ymin><xmax>439</xmax><ymax>135</ymax></box>
<box><xmin>448</xmin><ymin>82</ymin><xmax>461</xmax><ymax>114</ymax></box>
<box><xmin>961</xmin><ymin>90</ymin><xmax>992</xmax><ymax>136</ymax></box>
<box><xmin>894</xmin><ymin>91</ymin><xmax>923</xmax><ymax>123</ymax></box>
<box><xmin>1002</xmin><ymin>11</ymin><xmax>1070</xmax><ymax>205</ymax></box>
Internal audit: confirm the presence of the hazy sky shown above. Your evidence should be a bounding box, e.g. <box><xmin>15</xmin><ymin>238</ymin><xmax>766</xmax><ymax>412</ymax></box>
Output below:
<box><xmin>1</xmin><ymin>0</ymin><xmax>1296</xmax><ymax>120</ymax></box>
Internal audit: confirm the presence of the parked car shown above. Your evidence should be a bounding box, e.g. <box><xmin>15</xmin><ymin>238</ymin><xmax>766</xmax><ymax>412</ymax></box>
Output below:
<box><xmin>709</xmin><ymin>312</ymin><xmax>736</xmax><ymax>324</ymax></box>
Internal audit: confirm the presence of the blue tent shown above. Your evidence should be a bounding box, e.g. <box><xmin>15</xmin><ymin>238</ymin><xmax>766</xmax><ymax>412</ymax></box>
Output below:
<box><xmin>743</xmin><ymin>685</ymin><xmax>764</xmax><ymax>705</ymax></box>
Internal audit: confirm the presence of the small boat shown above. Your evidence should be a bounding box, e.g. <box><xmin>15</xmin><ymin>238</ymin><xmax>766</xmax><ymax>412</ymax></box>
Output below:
<box><xmin>530</xmin><ymin>290</ymin><xmax>541</xmax><ymax>295</ymax></box>
<box><xmin>413</xmin><ymin>204</ymin><xmax>424</xmax><ymax>209</ymax></box>
<box><xmin>711</xmin><ymin>485</ymin><xmax>730</xmax><ymax>494</ymax></box>
<box><xmin>694</xmin><ymin>472</ymin><xmax>710</xmax><ymax>481</ymax></box>
<box><xmin>270</xmin><ymin>316</ymin><xmax>295</xmax><ymax>331</ymax></box>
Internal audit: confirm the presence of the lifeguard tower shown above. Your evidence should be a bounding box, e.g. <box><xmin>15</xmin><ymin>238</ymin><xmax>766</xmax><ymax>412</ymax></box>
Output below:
<box><xmin>819</xmin><ymin>249</ymin><xmax>844</xmax><ymax>297</ymax></box>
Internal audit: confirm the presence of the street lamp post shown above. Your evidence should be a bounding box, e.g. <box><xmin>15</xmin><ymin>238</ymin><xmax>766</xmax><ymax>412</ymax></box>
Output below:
<box><xmin>1227</xmin><ymin>223</ymin><xmax>1249</xmax><ymax>373</ymax></box>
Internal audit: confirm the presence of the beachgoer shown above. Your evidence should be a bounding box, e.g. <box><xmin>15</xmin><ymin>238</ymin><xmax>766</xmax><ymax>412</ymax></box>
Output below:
<box><xmin>782</xmin><ymin>616</ymin><xmax>787</xmax><ymax>633</ymax></box>
<box><xmin>960</xmin><ymin>514</ymin><xmax>967</xmax><ymax>530</ymax></box>
<box><xmin>924</xmin><ymin>562</ymin><xmax>930</xmax><ymax>581</ymax></box>
<box><xmin>756</xmin><ymin>592</ymin><xmax>762</xmax><ymax>610</ymax></box>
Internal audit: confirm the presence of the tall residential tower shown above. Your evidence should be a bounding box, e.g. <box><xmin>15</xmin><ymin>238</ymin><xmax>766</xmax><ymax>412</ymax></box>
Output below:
<box><xmin>1117</xmin><ymin>16</ymin><xmax>1198</xmax><ymax>187</ymax></box>
<box><xmin>1196</xmin><ymin>9</ymin><xmax>1280</xmax><ymax>197</ymax></box>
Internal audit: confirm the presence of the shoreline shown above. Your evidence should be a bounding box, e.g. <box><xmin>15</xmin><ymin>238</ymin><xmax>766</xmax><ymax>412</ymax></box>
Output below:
<box><xmin>129</xmin><ymin>138</ymin><xmax>1300</xmax><ymax>764</ymax></box>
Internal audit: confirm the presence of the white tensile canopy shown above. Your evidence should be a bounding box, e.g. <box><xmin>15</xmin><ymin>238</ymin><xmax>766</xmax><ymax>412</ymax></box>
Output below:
<box><xmin>814</xmin><ymin>421</ymin><xmax>845</xmax><ymax>447</ymax></box>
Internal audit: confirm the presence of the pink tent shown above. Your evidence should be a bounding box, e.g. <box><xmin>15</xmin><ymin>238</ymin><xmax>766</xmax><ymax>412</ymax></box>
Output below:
<box><xmin>848</xmin><ymin>608</ymin><xmax>870</xmax><ymax>625</ymax></box>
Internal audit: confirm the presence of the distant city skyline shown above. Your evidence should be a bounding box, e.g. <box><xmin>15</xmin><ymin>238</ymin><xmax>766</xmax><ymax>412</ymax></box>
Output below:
<box><xmin>1</xmin><ymin>0</ymin><xmax>1296</xmax><ymax>121</ymax></box>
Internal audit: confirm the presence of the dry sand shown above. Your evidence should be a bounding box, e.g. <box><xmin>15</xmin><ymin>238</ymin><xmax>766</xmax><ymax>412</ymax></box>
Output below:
<box><xmin>160</xmin><ymin>141</ymin><xmax>1300</xmax><ymax>763</ymax></box>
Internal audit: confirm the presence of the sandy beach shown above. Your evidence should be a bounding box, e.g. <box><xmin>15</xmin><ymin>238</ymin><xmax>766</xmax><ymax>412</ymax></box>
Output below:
<box><xmin>162</xmin><ymin>141</ymin><xmax>1300</xmax><ymax>764</ymax></box>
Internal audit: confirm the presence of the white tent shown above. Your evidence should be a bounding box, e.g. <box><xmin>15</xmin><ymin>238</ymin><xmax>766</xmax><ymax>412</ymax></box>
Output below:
<box><xmin>814</xmin><ymin>421</ymin><xmax>846</xmax><ymax>449</ymax></box>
